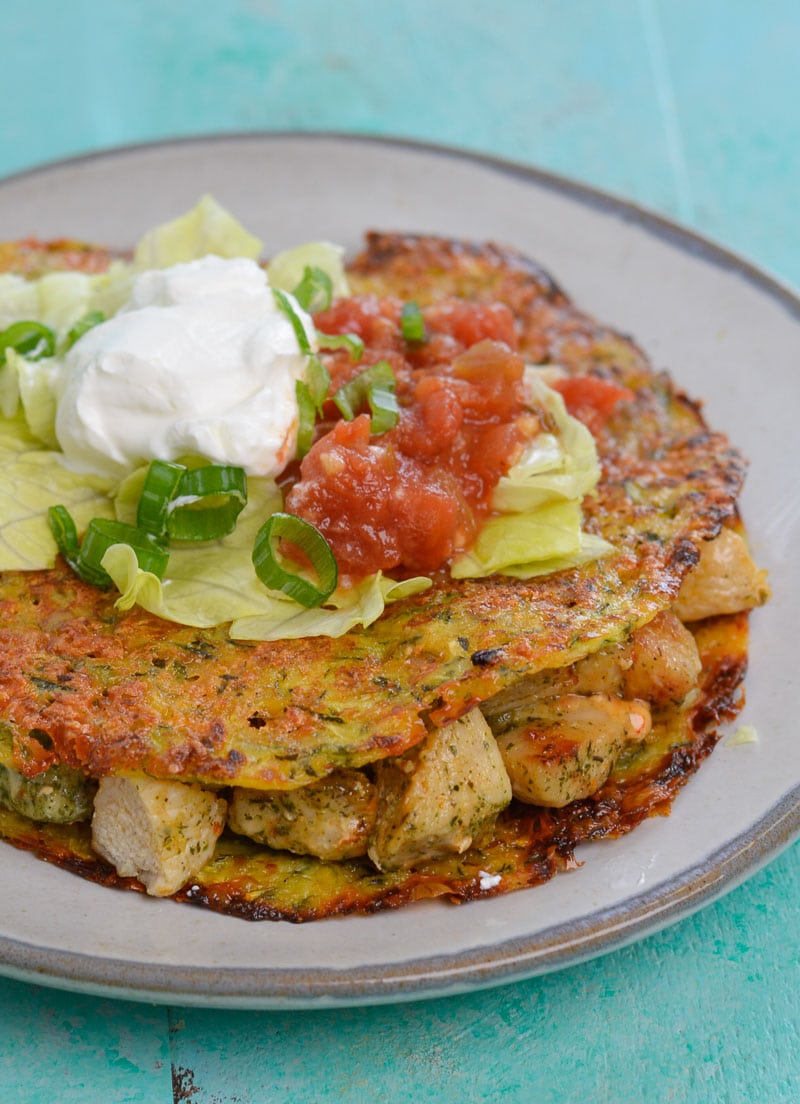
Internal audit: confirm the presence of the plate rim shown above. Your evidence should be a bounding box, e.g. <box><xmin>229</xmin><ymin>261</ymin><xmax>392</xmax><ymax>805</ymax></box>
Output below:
<box><xmin>0</xmin><ymin>130</ymin><xmax>798</xmax><ymax>1008</ymax></box>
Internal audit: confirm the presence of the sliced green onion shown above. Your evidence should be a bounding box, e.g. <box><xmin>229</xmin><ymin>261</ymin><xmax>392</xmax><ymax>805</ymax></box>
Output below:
<box><xmin>316</xmin><ymin>331</ymin><xmax>365</xmax><ymax>362</ymax></box>
<box><xmin>0</xmin><ymin>320</ymin><xmax>56</xmax><ymax>365</ymax></box>
<box><xmin>332</xmin><ymin>360</ymin><xmax>399</xmax><ymax>434</ymax></box>
<box><xmin>400</xmin><ymin>301</ymin><xmax>426</xmax><ymax>343</ymax></box>
<box><xmin>64</xmin><ymin>310</ymin><xmax>105</xmax><ymax>352</ymax></box>
<box><xmin>136</xmin><ymin>460</ymin><xmax>186</xmax><ymax>538</ymax></box>
<box><xmin>47</xmin><ymin>505</ymin><xmax>80</xmax><ymax>563</ymax></box>
<box><xmin>291</xmin><ymin>266</ymin><xmax>333</xmax><ymax>313</ymax></box>
<box><xmin>48</xmin><ymin>506</ymin><xmax>168</xmax><ymax>588</ymax></box>
<box><xmin>295</xmin><ymin>380</ymin><xmax>317</xmax><ymax>459</ymax></box>
<box><xmin>368</xmin><ymin>384</ymin><xmax>400</xmax><ymax>435</ymax></box>
<box><xmin>80</xmin><ymin>518</ymin><xmax>169</xmax><ymax>583</ymax></box>
<box><xmin>273</xmin><ymin>288</ymin><xmax>312</xmax><ymax>355</ymax></box>
<box><xmin>166</xmin><ymin>465</ymin><xmax>247</xmax><ymax>541</ymax></box>
<box><xmin>294</xmin><ymin>355</ymin><xmax>332</xmax><ymax>460</ymax></box>
<box><xmin>305</xmin><ymin>354</ymin><xmax>331</xmax><ymax>410</ymax></box>
<box><xmin>252</xmin><ymin>512</ymin><xmax>338</xmax><ymax>608</ymax></box>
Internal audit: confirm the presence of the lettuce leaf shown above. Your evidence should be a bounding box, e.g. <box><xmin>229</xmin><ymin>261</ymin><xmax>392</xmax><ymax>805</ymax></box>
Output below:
<box><xmin>7</xmin><ymin>349</ymin><xmax>59</xmax><ymax>447</ymax></box>
<box><xmin>267</xmin><ymin>242</ymin><xmax>350</xmax><ymax>300</ymax></box>
<box><xmin>105</xmin><ymin>467</ymin><xmax>430</xmax><ymax>637</ymax></box>
<box><xmin>132</xmin><ymin>194</ymin><xmax>263</xmax><ymax>270</ymax></box>
<box><xmin>0</xmin><ymin>267</ymin><xmax>132</xmax><ymax>340</ymax></box>
<box><xmin>0</xmin><ymin>412</ymin><xmax>115</xmax><ymax>570</ymax></box>
<box><xmin>450</xmin><ymin>374</ymin><xmax>611</xmax><ymax>580</ymax></box>
<box><xmin>228</xmin><ymin>574</ymin><xmax>430</xmax><ymax>642</ymax></box>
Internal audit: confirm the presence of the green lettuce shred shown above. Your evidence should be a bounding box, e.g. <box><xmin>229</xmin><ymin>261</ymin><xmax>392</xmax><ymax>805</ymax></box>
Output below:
<box><xmin>0</xmin><ymin>197</ymin><xmax>612</xmax><ymax>640</ymax></box>
<box><xmin>267</xmin><ymin>241</ymin><xmax>350</xmax><ymax>301</ymax></box>
<box><xmin>0</xmin><ymin>413</ymin><xmax>115</xmax><ymax>571</ymax></box>
<box><xmin>132</xmin><ymin>194</ymin><xmax>263</xmax><ymax>270</ymax></box>
<box><xmin>450</xmin><ymin>373</ymin><xmax>612</xmax><ymax>579</ymax></box>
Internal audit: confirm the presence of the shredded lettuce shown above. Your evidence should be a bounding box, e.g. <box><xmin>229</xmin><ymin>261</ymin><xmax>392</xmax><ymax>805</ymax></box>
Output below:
<box><xmin>105</xmin><ymin>466</ymin><xmax>430</xmax><ymax>635</ymax></box>
<box><xmin>132</xmin><ymin>194</ymin><xmax>263</xmax><ymax>270</ymax></box>
<box><xmin>267</xmin><ymin>242</ymin><xmax>350</xmax><ymax>301</ymax></box>
<box><xmin>450</xmin><ymin>373</ymin><xmax>612</xmax><ymax>579</ymax></box>
<box><xmin>0</xmin><ymin>413</ymin><xmax>115</xmax><ymax>570</ymax></box>
<box><xmin>229</xmin><ymin>574</ymin><xmax>430</xmax><ymax>642</ymax></box>
<box><xmin>6</xmin><ymin>349</ymin><xmax>59</xmax><ymax>447</ymax></box>
<box><xmin>0</xmin><ymin>196</ymin><xmax>612</xmax><ymax>641</ymax></box>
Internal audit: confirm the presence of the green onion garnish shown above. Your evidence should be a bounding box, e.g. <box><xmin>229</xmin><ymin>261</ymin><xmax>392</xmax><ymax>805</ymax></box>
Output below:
<box><xmin>295</xmin><ymin>381</ymin><xmax>318</xmax><ymax>460</ymax></box>
<box><xmin>80</xmin><ymin>518</ymin><xmax>170</xmax><ymax>582</ymax></box>
<box><xmin>368</xmin><ymin>382</ymin><xmax>400</xmax><ymax>435</ymax></box>
<box><xmin>400</xmin><ymin>301</ymin><xmax>426</xmax><ymax>343</ymax></box>
<box><xmin>252</xmin><ymin>512</ymin><xmax>338</xmax><ymax>608</ymax></box>
<box><xmin>47</xmin><ymin>505</ymin><xmax>80</xmax><ymax>563</ymax></box>
<box><xmin>305</xmin><ymin>354</ymin><xmax>332</xmax><ymax>410</ymax></box>
<box><xmin>64</xmin><ymin>310</ymin><xmax>105</xmax><ymax>352</ymax></box>
<box><xmin>295</xmin><ymin>355</ymin><xmax>332</xmax><ymax>460</ymax></box>
<box><xmin>136</xmin><ymin>460</ymin><xmax>186</xmax><ymax>538</ymax></box>
<box><xmin>136</xmin><ymin>461</ymin><xmax>247</xmax><ymax>542</ymax></box>
<box><xmin>165</xmin><ymin>465</ymin><xmax>248</xmax><ymax>542</ymax></box>
<box><xmin>273</xmin><ymin>288</ymin><xmax>312</xmax><ymax>355</ymax></box>
<box><xmin>48</xmin><ymin>506</ymin><xmax>168</xmax><ymax>588</ymax></box>
<box><xmin>291</xmin><ymin>266</ymin><xmax>333</xmax><ymax>314</ymax></box>
<box><xmin>0</xmin><ymin>320</ymin><xmax>56</xmax><ymax>365</ymax></box>
<box><xmin>316</xmin><ymin>331</ymin><xmax>365</xmax><ymax>362</ymax></box>
<box><xmin>332</xmin><ymin>360</ymin><xmax>399</xmax><ymax>434</ymax></box>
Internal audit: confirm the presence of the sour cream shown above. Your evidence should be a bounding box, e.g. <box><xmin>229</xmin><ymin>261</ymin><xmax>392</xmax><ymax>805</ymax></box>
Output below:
<box><xmin>54</xmin><ymin>256</ymin><xmax>313</xmax><ymax>479</ymax></box>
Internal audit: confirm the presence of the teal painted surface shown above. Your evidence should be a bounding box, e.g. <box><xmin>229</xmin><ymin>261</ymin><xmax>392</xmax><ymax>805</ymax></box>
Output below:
<box><xmin>0</xmin><ymin>1</ymin><xmax>798</xmax><ymax>1101</ymax></box>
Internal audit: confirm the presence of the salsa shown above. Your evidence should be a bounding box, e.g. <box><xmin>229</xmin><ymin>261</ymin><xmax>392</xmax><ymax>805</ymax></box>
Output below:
<box><xmin>285</xmin><ymin>296</ymin><xmax>537</xmax><ymax>583</ymax></box>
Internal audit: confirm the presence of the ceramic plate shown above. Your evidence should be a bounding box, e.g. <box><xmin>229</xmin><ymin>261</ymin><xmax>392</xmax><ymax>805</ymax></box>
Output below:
<box><xmin>0</xmin><ymin>134</ymin><xmax>797</xmax><ymax>1009</ymax></box>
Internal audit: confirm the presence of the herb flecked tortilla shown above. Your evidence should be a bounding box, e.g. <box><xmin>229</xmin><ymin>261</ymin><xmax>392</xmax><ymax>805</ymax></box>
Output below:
<box><xmin>0</xmin><ymin>232</ymin><xmax>757</xmax><ymax>919</ymax></box>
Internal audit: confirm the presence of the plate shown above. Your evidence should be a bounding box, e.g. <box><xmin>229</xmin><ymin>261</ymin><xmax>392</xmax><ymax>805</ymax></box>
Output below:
<box><xmin>0</xmin><ymin>133</ymin><xmax>797</xmax><ymax>1009</ymax></box>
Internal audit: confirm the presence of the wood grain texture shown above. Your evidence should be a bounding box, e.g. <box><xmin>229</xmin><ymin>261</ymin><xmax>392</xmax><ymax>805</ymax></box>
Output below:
<box><xmin>0</xmin><ymin>1</ymin><xmax>797</xmax><ymax>1101</ymax></box>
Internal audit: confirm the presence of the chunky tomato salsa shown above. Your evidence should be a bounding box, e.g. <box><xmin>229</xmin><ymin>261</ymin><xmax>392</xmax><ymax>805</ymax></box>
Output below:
<box><xmin>285</xmin><ymin>296</ymin><xmax>539</xmax><ymax>583</ymax></box>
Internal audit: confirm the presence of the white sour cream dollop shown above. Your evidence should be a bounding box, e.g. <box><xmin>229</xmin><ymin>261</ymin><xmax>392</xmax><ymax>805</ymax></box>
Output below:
<box><xmin>54</xmin><ymin>255</ymin><xmax>313</xmax><ymax>479</ymax></box>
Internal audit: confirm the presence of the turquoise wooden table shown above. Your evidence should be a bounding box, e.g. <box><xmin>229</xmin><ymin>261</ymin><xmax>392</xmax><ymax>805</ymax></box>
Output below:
<box><xmin>1</xmin><ymin>2</ymin><xmax>798</xmax><ymax>1100</ymax></box>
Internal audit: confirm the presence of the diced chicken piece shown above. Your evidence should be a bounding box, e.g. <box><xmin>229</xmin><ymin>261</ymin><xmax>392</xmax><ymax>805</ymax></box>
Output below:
<box><xmin>484</xmin><ymin>611</ymin><xmax>700</xmax><ymax>730</ymax></box>
<box><xmin>91</xmin><ymin>775</ymin><xmax>227</xmax><ymax>897</ymax></box>
<box><xmin>496</xmin><ymin>693</ymin><xmax>652</xmax><ymax>807</ymax></box>
<box><xmin>621</xmin><ymin>610</ymin><xmax>702</xmax><ymax>705</ymax></box>
<box><xmin>674</xmin><ymin>528</ymin><xmax>770</xmax><ymax>621</ymax></box>
<box><xmin>368</xmin><ymin>708</ymin><xmax>512</xmax><ymax>872</ymax></box>
<box><xmin>228</xmin><ymin>768</ymin><xmax>377</xmax><ymax>861</ymax></box>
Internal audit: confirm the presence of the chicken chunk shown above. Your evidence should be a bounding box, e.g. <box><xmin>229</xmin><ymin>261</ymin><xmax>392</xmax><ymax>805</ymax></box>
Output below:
<box><xmin>228</xmin><ymin>769</ymin><xmax>377</xmax><ymax>861</ymax></box>
<box><xmin>368</xmin><ymin>708</ymin><xmax>512</xmax><ymax>872</ymax></box>
<box><xmin>622</xmin><ymin>611</ymin><xmax>702</xmax><ymax>705</ymax></box>
<box><xmin>495</xmin><ymin>693</ymin><xmax>652</xmax><ymax>807</ymax></box>
<box><xmin>91</xmin><ymin>775</ymin><xmax>227</xmax><ymax>896</ymax></box>
<box><xmin>483</xmin><ymin>610</ymin><xmax>701</xmax><ymax>728</ymax></box>
<box><xmin>674</xmin><ymin>528</ymin><xmax>769</xmax><ymax>621</ymax></box>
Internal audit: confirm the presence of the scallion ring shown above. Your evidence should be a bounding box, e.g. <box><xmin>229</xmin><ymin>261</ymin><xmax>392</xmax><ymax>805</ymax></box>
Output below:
<box><xmin>47</xmin><ymin>505</ymin><xmax>81</xmax><ymax>563</ymax></box>
<box><xmin>316</xmin><ymin>331</ymin><xmax>365</xmax><ymax>362</ymax></box>
<box><xmin>291</xmin><ymin>266</ymin><xmax>333</xmax><ymax>313</ymax></box>
<box><xmin>252</xmin><ymin>512</ymin><xmax>338</xmax><ymax>608</ymax></box>
<box><xmin>273</xmin><ymin>288</ymin><xmax>312</xmax><ymax>355</ymax></box>
<box><xmin>79</xmin><ymin>519</ymin><xmax>170</xmax><ymax>584</ymax></box>
<box><xmin>294</xmin><ymin>356</ymin><xmax>332</xmax><ymax>460</ymax></box>
<box><xmin>368</xmin><ymin>384</ymin><xmax>400</xmax><ymax>435</ymax></box>
<box><xmin>64</xmin><ymin>310</ymin><xmax>105</xmax><ymax>352</ymax></box>
<box><xmin>165</xmin><ymin>465</ymin><xmax>248</xmax><ymax>542</ymax></box>
<box><xmin>0</xmin><ymin>320</ymin><xmax>56</xmax><ymax>365</ymax></box>
<box><xmin>400</xmin><ymin>301</ymin><xmax>426</xmax><ymax>344</ymax></box>
<box><xmin>295</xmin><ymin>380</ymin><xmax>317</xmax><ymax>459</ymax></box>
<box><xmin>136</xmin><ymin>460</ymin><xmax>186</xmax><ymax>538</ymax></box>
<box><xmin>332</xmin><ymin>360</ymin><xmax>399</xmax><ymax>433</ymax></box>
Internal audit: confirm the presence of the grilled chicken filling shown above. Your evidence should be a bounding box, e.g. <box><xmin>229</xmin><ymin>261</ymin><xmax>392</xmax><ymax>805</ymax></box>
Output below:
<box><xmin>0</xmin><ymin>528</ymin><xmax>766</xmax><ymax>894</ymax></box>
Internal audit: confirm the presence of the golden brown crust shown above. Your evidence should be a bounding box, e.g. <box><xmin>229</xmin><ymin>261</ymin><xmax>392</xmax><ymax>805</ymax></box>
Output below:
<box><xmin>0</xmin><ymin>231</ymin><xmax>757</xmax><ymax>920</ymax></box>
<box><xmin>0</xmin><ymin>235</ymin><xmax>745</xmax><ymax>790</ymax></box>
<box><xmin>0</xmin><ymin>613</ymin><xmax>748</xmax><ymax>920</ymax></box>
